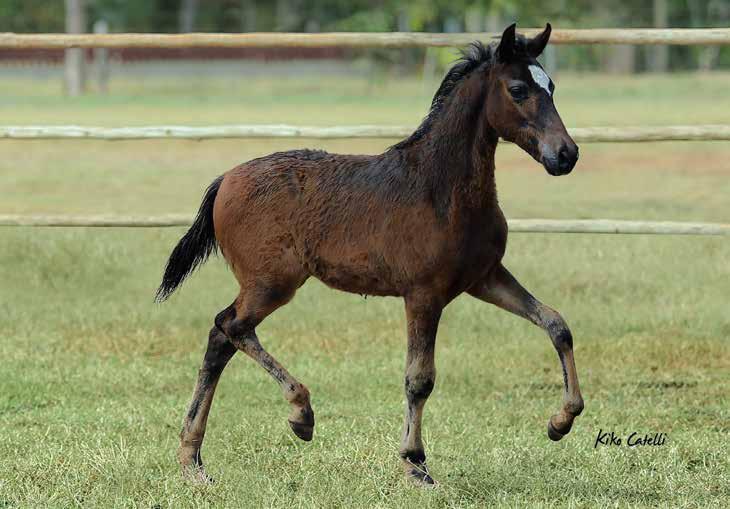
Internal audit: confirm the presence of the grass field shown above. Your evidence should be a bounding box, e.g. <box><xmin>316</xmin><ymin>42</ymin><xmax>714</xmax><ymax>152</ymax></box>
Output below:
<box><xmin>1</xmin><ymin>68</ymin><xmax>729</xmax><ymax>508</ymax></box>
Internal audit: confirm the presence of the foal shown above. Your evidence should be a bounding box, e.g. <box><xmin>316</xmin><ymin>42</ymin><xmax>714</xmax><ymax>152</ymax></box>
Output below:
<box><xmin>157</xmin><ymin>23</ymin><xmax>584</xmax><ymax>485</ymax></box>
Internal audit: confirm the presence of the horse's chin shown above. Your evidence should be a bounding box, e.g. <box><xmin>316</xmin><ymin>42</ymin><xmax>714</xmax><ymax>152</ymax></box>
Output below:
<box><xmin>541</xmin><ymin>158</ymin><xmax>573</xmax><ymax>176</ymax></box>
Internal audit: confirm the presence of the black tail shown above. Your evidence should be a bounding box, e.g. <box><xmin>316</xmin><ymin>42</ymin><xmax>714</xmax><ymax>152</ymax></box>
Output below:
<box><xmin>155</xmin><ymin>176</ymin><xmax>224</xmax><ymax>302</ymax></box>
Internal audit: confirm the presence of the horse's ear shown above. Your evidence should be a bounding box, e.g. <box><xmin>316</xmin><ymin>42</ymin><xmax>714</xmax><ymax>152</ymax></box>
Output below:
<box><xmin>497</xmin><ymin>23</ymin><xmax>517</xmax><ymax>63</ymax></box>
<box><xmin>528</xmin><ymin>23</ymin><xmax>552</xmax><ymax>58</ymax></box>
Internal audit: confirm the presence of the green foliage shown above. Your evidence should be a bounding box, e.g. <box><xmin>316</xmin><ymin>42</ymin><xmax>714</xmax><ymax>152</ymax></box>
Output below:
<box><xmin>0</xmin><ymin>0</ymin><xmax>724</xmax><ymax>33</ymax></box>
<box><xmin>330</xmin><ymin>9</ymin><xmax>393</xmax><ymax>32</ymax></box>
<box><xmin>0</xmin><ymin>0</ymin><xmax>63</xmax><ymax>32</ymax></box>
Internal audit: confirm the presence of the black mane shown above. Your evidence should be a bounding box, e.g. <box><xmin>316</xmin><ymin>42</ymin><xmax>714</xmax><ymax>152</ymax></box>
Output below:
<box><xmin>392</xmin><ymin>41</ymin><xmax>494</xmax><ymax>150</ymax></box>
<box><xmin>392</xmin><ymin>36</ymin><xmax>532</xmax><ymax>150</ymax></box>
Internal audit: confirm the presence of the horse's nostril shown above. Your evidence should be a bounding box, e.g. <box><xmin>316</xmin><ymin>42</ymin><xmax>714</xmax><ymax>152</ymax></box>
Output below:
<box><xmin>558</xmin><ymin>148</ymin><xmax>571</xmax><ymax>170</ymax></box>
<box><xmin>555</xmin><ymin>145</ymin><xmax>577</xmax><ymax>174</ymax></box>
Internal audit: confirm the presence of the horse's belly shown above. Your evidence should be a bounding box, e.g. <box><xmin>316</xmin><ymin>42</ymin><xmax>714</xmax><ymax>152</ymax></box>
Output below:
<box><xmin>298</xmin><ymin>203</ymin><xmax>508</xmax><ymax>298</ymax></box>
<box><xmin>307</xmin><ymin>251</ymin><xmax>407</xmax><ymax>297</ymax></box>
<box><xmin>316</xmin><ymin>272</ymin><xmax>402</xmax><ymax>297</ymax></box>
<box><xmin>306</xmin><ymin>233</ymin><xmax>503</xmax><ymax>299</ymax></box>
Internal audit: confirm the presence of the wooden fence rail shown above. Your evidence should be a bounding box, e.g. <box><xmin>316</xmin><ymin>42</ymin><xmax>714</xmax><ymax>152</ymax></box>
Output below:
<box><xmin>1</xmin><ymin>215</ymin><xmax>728</xmax><ymax>235</ymax></box>
<box><xmin>2</xmin><ymin>29</ymin><xmax>730</xmax><ymax>49</ymax></box>
<box><xmin>3</xmin><ymin>124</ymin><xmax>729</xmax><ymax>142</ymax></box>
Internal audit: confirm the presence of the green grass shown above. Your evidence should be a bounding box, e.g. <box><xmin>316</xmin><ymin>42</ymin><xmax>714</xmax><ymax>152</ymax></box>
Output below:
<box><xmin>0</xmin><ymin>71</ymin><xmax>729</xmax><ymax>507</ymax></box>
<box><xmin>2</xmin><ymin>70</ymin><xmax>730</xmax><ymax>126</ymax></box>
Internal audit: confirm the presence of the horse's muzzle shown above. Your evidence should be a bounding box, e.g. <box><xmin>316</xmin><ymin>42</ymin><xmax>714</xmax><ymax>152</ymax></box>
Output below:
<box><xmin>543</xmin><ymin>143</ymin><xmax>579</xmax><ymax>176</ymax></box>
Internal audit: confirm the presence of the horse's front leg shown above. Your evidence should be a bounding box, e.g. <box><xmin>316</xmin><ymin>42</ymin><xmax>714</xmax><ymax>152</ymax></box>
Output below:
<box><xmin>400</xmin><ymin>294</ymin><xmax>442</xmax><ymax>485</ymax></box>
<box><xmin>468</xmin><ymin>263</ymin><xmax>584</xmax><ymax>440</ymax></box>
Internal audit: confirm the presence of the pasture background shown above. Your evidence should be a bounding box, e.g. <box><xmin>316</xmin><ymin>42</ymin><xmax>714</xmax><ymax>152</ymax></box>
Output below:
<box><xmin>1</xmin><ymin>67</ymin><xmax>729</xmax><ymax>507</ymax></box>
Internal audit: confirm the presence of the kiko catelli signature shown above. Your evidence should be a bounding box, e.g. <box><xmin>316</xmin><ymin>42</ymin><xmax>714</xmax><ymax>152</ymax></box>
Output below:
<box><xmin>594</xmin><ymin>429</ymin><xmax>668</xmax><ymax>448</ymax></box>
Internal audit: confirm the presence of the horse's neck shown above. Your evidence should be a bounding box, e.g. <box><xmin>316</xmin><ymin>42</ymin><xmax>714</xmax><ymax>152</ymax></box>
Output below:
<box><xmin>411</xmin><ymin>76</ymin><xmax>498</xmax><ymax>205</ymax></box>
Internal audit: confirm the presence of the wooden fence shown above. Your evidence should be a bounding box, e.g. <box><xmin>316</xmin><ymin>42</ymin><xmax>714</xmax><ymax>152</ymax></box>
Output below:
<box><xmin>1</xmin><ymin>215</ymin><xmax>728</xmax><ymax>236</ymax></box>
<box><xmin>1</xmin><ymin>29</ymin><xmax>728</xmax><ymax>234</ymax></box>
<box><xmin>2</xmin><ymin>29</ymin><xmax>730</xmax><ymax>49</ymax></box>
<box><xmin>3</xmin><ymin>124</ymin><xmax>730</xmax><ymax>142</ymax></box>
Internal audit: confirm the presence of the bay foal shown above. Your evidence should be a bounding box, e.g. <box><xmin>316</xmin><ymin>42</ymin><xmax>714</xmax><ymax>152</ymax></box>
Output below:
<box><xmin>157</xmin><ymin>23</ymin><xmax>584</xmax><ymax>485</ymax></box>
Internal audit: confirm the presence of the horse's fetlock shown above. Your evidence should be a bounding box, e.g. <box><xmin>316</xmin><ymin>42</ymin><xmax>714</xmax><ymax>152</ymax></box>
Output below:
<box><xmin>567</xmin><ymin>397</ymin><xmax>584</xmax><ymax>416</ymax></box>
<box><xmin>179</xmin><ymin>435</ymin><xmax>203</xmax><ymax>449</ymax></box>
<box><xmin>285</xmin><ymin>382</ymin><xmax>310</xmax><ymax>406</ymax></box>
<box><xmin>400</xmin><ymin>448</ymin><xmax>426</xmax><ymax>465</ymax></box>
<box><xmin>405</xmin><ymin>374</ymin><xmax>435</xmax><ymax>401</ymax></box>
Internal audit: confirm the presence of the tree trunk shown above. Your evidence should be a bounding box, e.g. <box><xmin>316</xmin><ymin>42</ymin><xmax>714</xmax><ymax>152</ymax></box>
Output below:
<box><xmin>64</xmin><ymin>0</ymin><xmax>86</xmax><ymax>97</ymax></box>
<box><xmin>276</xmin><ymin>0</ymin><xmax>300</xmax><ymax>31</ymax></box>
<box><xmin>465</xmin><ymin>5</ymin><xmax>483</xmax><ymax>33</ymax></box>
<box><xmin>93</xmin><ymin>19</ymin><xmax>109</xmax><ymax>94</ymax></box>
<box><xmin>179</xmin><ymin>0</ymin><xmax>199</xmax><ymax>33</ymax></box>
<box><xmin>699</xmin><ymin>0</ymin><xmax>728</xmax><ymax>70</ymax></box>
<box><xmin>650</xmin><ymin>0</ymin><xmax>669</xmax><ymax>72</ymax></box>
<box><xmin>605</xmin><ymin>45</ymin><xmax>636</xmax><ymax>74</ymax></box>
<box><xmin>397</xmin><ymin>9</ymin><xmax>413</xmax><ymax>73</ymax></box>
<box><xmin>485</xmin><ymin>8</ymin><xmax>501</xmax><ymax>33</ymax></box>
<box><xmin>240</xmin><ymin>0</ymin><xmax>257</xmax><ymax>32</ymax></box>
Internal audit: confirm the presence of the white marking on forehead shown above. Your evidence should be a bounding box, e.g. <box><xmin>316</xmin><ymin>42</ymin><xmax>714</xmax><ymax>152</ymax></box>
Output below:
<box><xmin>528</xmin><ymin>65</ymin><xmax>552</xmax><ymax>96</ymax></box>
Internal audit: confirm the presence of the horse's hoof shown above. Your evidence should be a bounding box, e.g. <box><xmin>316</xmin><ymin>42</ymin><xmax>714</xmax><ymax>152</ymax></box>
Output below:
<box><xmin>181</xmin><ymin>465</ymin><xmax>214</xmax><ymax>485</ymax></box>
<box><xmin>288</xmin><ymin>420</ymin><xmax>314</xmax><ymax>441</ymax></box>
<box><xmin>288</xmin><ymin>403</ymin><xmax>314</xmax><ymax>441</ymax></box>
<box><xmin>547</xmin><ymin>415</ymin><xmax>572</xmax><ymax>441</ymax></box>
<box><xmin>547</xmin><ymin>420</ymin><xmax>565</xmax><ymax>441</ymax></box>
<box><xmin>405</xmin><ymin>463</ymin><xmax>436</xmax><ymax>487</ymax></box>
<box><xmin>403</xmin><ymin>460</ymin><xmax>436</xmax><ymax>487</ymax></box>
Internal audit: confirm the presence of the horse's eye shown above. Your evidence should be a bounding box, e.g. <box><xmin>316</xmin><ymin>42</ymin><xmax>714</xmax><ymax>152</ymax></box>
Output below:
<box><xmin>509</xmin><ymin>85</ymin><xmax>528</xmax><ymax>102</ymax></box>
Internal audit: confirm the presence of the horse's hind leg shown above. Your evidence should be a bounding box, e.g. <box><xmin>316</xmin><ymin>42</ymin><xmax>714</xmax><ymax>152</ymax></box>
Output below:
<box><xmin>179</xmin><ymin>326</ymin><xmax>237</xmax><ymax>482</ymax></box>
<box><xmin>468</xmin><ymin>264</ymin><xmax>584</xmax><ymax>440</ymax></box>
<box><xmin>216</xmin><ymin>283</ymin><xmax>315</xmax><ymax>442</ymax></box>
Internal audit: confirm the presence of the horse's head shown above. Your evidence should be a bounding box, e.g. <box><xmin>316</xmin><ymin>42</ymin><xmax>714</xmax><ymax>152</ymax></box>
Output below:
<box><xmin>486</xmin><ymin>23</ymin><xmax>578</xmax><ymax>176</ymax></box>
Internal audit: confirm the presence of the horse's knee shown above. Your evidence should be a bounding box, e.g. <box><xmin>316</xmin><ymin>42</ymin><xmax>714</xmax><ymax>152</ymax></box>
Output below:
<box><xmin>405</xmin><ymin>372</ymin><xmax>435</xmax><ymax>403</ymax></box>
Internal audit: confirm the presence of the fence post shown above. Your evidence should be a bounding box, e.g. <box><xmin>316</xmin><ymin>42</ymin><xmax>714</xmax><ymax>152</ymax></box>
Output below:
<box><xmin>64</xmin><ymin>0</ymin><xmax>86</xmax><ymax>96</ymax></box>
<box><xmin>93</xmin><ymin>19</ymin><xmax>109</xmax><ymax>94</ymax></box>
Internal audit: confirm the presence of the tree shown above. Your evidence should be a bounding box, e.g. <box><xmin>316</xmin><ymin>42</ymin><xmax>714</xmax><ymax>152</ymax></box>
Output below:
<box><xmin>179</xmin><ymin>0</ymin><xmax>199</xmax><ymax>32</ymax></box>
<box><xmin>650</xmin><ymin>0</ymin><xmax>669</xmax><ymax>72</ymax></box>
